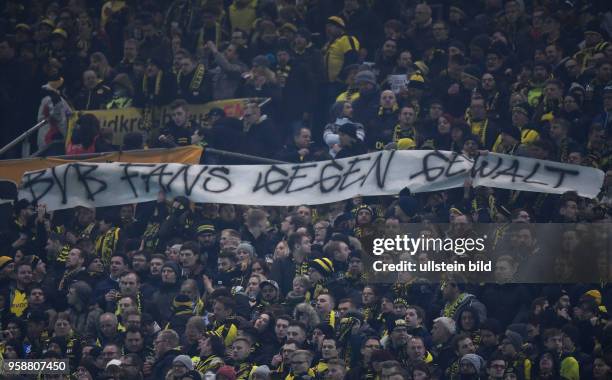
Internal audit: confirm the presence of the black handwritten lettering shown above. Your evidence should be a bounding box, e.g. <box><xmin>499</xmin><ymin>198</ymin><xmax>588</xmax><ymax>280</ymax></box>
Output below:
<box><xmin>319</xmin><ymin>161</ymin><xmax>343</xmax><ymax>193</ymax></box>
<box><xmin>544</xmin><ymin>165</ymin><xmax>579</xmax><ymax>188</ymax></box>
<box><xmin>492</xmin><ymin>159</ymin><xmax>523</xmax><ymax>182</ymax></box>
<box><xmin>445</xmin><ymin>153</ymin><xmax>467</xmax><ymax>178</ymax></box>
<box><xmin>203</xmin><ymin>167</ymin><xmax>232</xmax><ymax>193</ymax></box>
<box><xmin>51</xmin><ymin>165</ymin><xmax>70</xmax><ymax>204</ymax></box>
<box><xmin>21</xmin><ymin>169</ymin><xmax>54</xmax><ymax>204</ymax></box>
<box><xmin>409</xmin><ymin>150</ymin><xmax>447</xmax><ymax>181</ymax></box>
<box><xmin>362</xmin><ymin>150</ymin><xmax>395</xmax><ymax>188</ymax></box>
<box><xmin>286</xmin><ymin>164</ymin><xmax>317</xmax><ymax>193</ymax></box>
<box><xmin>120</xmin><ymin>163</ymin><xmax>156</xmax><ymax>197</ymax></box>
<box><xmin>252</xmin><ymin>166</ymin><xmax>289</xmax><ymax>194</ymax></box>
<box><xmin>73</xmin><ymin>163</ymin><xmax>107</xmax><ymax>200</ymax></box>
<box><xmin>340</xmin><ymin>156</ymin><xmax>370</xmax><ymax>190</ymax></box>
<box><xmin>522</xmin><ymin>163</ymin><xmax>548</xmax><ymax>185</ymax></box>
<box><xmin>166</xmin><ymin>165</ymin><xmax>208</xmax><ymax>195</ymax></box>
<box><xmin>470</xmin><ymin>156</ymin><xmax>503</xmax><ymax>178</ymax></box>
<box><xmin>140</xmin><ymin>164</ymin><xmax>173</xmax><ymax>193</ymax></box>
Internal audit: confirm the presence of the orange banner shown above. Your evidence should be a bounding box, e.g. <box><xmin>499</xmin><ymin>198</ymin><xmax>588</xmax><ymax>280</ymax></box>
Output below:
<box><xmin>0</xmin><ymin>145</ymin><xmax>203</xmax><ymax>185</ymax></box>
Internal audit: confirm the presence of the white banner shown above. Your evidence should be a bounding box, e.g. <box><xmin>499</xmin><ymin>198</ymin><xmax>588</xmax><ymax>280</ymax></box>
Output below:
<box><xmin>18</xmin><ymin>151</ymin><xmax>604</xmax><ymax>210</ymax></box>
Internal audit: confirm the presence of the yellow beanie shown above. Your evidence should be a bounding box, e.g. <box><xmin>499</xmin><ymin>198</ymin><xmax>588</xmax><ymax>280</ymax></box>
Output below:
<box><xmin>397</xmin><ymin>138</ymin><xmax>416</xmax><ymax>150</ymax></box>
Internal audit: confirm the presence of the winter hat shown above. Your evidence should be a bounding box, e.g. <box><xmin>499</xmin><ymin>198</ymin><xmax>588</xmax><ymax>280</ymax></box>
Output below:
<box><xmin>309</xmin><ymin>258</ymin><xmax>335</xmax><ymax>276</ymax></box>
<box><xmin>387</xmin><ymin>317</ymin><xmax>409</xmax><ymax>332</ymax></box>
<box><xmin>460</xmin><ymin>353</ymin><xmax>485</xmax><ymax>372</ymax></box>
<box><xmin>250</xmin><ymin>365</ymin><xmax>271</xmax><ymax>377</ymax></box>
<box><xmin>397</xmin><ymin>137</ymin><xmax>416</xmax><ymax>150</ymax></box>
<box><xmin>251</xmin><ymin>55</ymin><xmax>270</xmax><ymax>68</ymax></box>
<box><xmin>51</xmin><ymin>28</ymin><xmax>68</xmax><ymax>39</ymax></box>
<box><xmin>237</xmin><ymin>242</ymin><xmax>256</xmax><ymax>257</ymax></box>
<box><xmin>584</xmin><ymin>289</ymin><xmax>602</xmax><ymax>305</ymax></box>
<box><xmin>0</xmin><ymin>256</ymin><xmax>14</xmax><ymax>271</ymax></box>
<box><xmin>354</xmin><ymin>203</ymin><xmax>374</xmax><ymax>216</ymax></box>
<box><xmin>162</xmin><ymin>261</ymin><xmax>180</xmax><ymax>277</ymax></box>
<box><xmin>407</xmin><ymin>73</ymin><xmax>426</xmax><ymax>89</ymax></box>
<box><xmin>106</xmin><ymin>359</ymin><xmax>122</xmax><ymax>369</ymax></box>
<box><xmin>172</xmin><ymin>294</ymin><xmax>193</xmax><ymax>315</ymax></box>
<box><xmin>398</xmin><ymin>188</ymin><xmax>419</xmax><ymax>217</ymax></box>
<box><xmin>338</xmin><ymin>123</ymin><xmax>359</xmax><ymax>140</ymax></box>
<box><xmin>196</xmin><ymin>222</ymin><xmax>216</xmax><ymax>234</ymax></box>
<box><xmin>39</xmin><ymin>19</ymin><xmax>55</xmax><ymax>29</ymax></box>
<box><xmin>327</xmin><ymin>16</ymin><xmax>346</xmax><ymax>29</ymax></box>
<box><xmin>259</xmin><ymin>279</ymin><xmax>280</xmax><ymax>293</ymax></box>
<box><xmin>216</xmin><ymin>365</ymin><xmax>237</xmax><ymax>379</ymax></box>
<box><xmin>354</xmin><ymin>70</ymin><xmax>377</xmax><ymax>86</ymax></box>
<box><xmin>15</xmin><ymin>23</ymin><xmax>32</xmax><ymax>33</ymax></box>
<box><xmin>173</xmin><ymin>355</ymin><xmax>194</xmax><ymax>371</ymax></box>
<box><xmin>503</xmin><ymin>330</ymin><xmax>523</xmax><ymax>351</ymax></box>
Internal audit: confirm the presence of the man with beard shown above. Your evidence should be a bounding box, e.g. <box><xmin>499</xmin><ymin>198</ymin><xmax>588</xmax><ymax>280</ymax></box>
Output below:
<box><xmin>467</xmin><ymin>96</ymin><xmax>501</xmax><ymax>150</ymax></box>
<box><xmin>384</xmin><ymin>318</ymin><xmax>411</xmax><ymax>368</ymax></box>
<box><xmin>194</xmin><ymin>223</ymin><xmax>218</xmax><ymax>268</ymax></box>
<box><xmin>458</xmin><ymin>353</ymin><xmax>486</xmax><ymax>380</ymax></box>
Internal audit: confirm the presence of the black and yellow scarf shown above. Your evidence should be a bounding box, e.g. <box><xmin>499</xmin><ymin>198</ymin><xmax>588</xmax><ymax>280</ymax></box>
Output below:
<box><xmin>195</xmin><ymin>354</ymin><xmax>224</xmax><ymax>374</ymax></box>
<box><xmin>178</xmin><ymin>64</ymin><xmax>206</xmax><ymax>94</ymax></box>
<box><xmin>442</xmin><ymin>292</ymin><xmax>470</xmax><ymax>319</ymax></box>
<box><xmin>95</xmin><ymin>227</ymin><xmax>121</xmax><ymax>266</ymax></box>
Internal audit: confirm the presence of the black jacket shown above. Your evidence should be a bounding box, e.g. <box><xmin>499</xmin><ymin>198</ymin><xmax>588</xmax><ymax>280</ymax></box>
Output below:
<box><xmin>150</xmin><ymin>348</ymin><xmax>180</xmax><ymax>380</ymax></box>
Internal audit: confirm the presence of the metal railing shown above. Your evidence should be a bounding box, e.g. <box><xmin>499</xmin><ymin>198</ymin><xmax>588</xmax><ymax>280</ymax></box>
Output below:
<box><xmin>0</xmin><ymin>119</ymin><xmax>47</xmax><ymax>158</ymax></box>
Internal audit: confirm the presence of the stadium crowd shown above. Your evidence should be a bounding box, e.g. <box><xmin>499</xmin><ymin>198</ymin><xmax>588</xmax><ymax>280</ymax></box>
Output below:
<box><xmin>1</xmin><ymin>0</ymin><xmax>612</xmax><ymax>379</ymax></box>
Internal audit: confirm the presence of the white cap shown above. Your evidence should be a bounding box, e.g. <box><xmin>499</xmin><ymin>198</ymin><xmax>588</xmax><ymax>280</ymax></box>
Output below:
<box><xmin>106</xmin><ymin>359</ymin><xmax>122</xmax><ymax>369</ymax></box>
